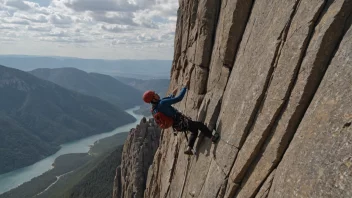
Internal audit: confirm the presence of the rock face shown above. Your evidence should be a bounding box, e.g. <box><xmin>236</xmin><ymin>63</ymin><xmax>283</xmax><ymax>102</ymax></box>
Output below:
<box><xmin>113</xmin><ymin>118</ymin><xmax>161</xmax><ymax>198</ymax></box>
<box><xmin>144</xmin><ymin>0</ymin><xmax>352</xmax><ymax>198</ymax></box>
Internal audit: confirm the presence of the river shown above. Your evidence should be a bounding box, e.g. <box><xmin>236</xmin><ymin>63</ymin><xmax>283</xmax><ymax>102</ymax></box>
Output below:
<box><xmin>0</xmin><ymin>106</ymin><xmax>145</xmax><ymax>195</ymax></box>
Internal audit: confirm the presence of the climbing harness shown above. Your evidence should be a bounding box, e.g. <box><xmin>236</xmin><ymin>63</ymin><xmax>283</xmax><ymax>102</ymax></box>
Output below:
<box><xmin>172</xmin><ymin>113</ymin><xmax>191</xmax><ymax>142</ymax></box>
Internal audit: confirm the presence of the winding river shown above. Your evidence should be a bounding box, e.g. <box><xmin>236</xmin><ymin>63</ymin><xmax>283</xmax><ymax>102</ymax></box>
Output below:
<box><xmin>0</xmin><ymin>106</ymin><xmax>144</xmax><ymax>195</ymax></box>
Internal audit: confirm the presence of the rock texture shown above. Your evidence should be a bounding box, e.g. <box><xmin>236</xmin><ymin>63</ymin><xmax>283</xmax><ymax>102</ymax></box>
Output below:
<box><xmin>269</xmin><ymin>15</ymin><xmax>352</xmax><ymax>198</ymax></box>
<box><xmin>144</xmin><ymin>0</ymin><xmax>352</xmax><ymax>198</ymax></box>
<box><xmin>113</xmin><ymin>166</ymin><xmax>122</xmax><ymax>198</ymax></box>
<box><xmin>113</xmin><ymin>118</ymin><xmax>161</xmax><ymax>198</ymax></box>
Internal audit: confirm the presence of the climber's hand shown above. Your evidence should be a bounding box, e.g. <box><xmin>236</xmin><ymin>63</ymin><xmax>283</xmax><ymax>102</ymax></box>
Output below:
<box><xmin>171</xmin><ymin>87</ymin><xmax>178</xmax><ymax>96</ymax></box>
<box><xmin>183</xmin><ymin>77</ymin><xmax>190</xmax><ymax>89</ymax></box>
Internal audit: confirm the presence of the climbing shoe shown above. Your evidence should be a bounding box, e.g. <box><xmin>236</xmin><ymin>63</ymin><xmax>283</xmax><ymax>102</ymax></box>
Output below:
<box><xmin>184</xmin><ymin>146</ymin><xmax>193</xmax><ymax>155</ymax></box>
<box><xmin>211</xmin><ymin>132</ymin><xmax>220</xmax><ymax>144</ymax></box>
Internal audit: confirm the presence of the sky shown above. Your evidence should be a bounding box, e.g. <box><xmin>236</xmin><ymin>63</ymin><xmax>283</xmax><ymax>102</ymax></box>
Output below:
<box><xmin>0</xmin><ymin>0</ymin><xmax>178</xmax><ymax>60</ymax></box>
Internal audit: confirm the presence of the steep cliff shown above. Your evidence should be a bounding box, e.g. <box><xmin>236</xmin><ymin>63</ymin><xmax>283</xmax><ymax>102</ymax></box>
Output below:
<box><xmin>145</xmin><ymin>0</ymin><xmax>352</xmax><ymax>198</ymax></box>
<box><xmin>113</xmin><ymin>118</ymin><xmax>161</xmax><ymax>198</ymax></box>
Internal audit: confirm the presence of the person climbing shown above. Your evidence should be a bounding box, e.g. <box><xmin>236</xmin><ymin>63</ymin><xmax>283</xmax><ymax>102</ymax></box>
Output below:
<box><xmin>142</xmin><ymin>78</ymin><xmax>220</xmax><ymax>155</ymax></box>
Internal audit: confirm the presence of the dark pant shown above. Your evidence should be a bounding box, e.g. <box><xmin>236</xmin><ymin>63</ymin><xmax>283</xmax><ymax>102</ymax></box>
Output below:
<box><xmin>187</xmin><ymin>120</ymin><xmax>212</xmax><ymax>148</ymax></box>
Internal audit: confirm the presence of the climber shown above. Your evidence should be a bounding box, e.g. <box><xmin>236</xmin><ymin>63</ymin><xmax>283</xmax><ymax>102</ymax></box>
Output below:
<box><xmin>142</xmin><ymin>78</ymin><xmax>220</xmax><ymax>155</ymax></box>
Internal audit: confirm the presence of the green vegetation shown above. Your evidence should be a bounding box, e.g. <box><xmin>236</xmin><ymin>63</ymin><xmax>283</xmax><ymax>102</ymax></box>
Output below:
<box><xmin>0</xmin><ymin>153</ymin><xmax>92</xmax><ymax>198</ymax></box>
<box><xmin>0</xmin><ymin>115</ymin><xmax>59</xmax><ymax>174</ymax></box>
<box><xmin>0</xmin><ymin>65</ymin><xmax>135</xmax><ymax>174</ymax></box>
<box><xmin>33</xmin><ymin>145</ymin><xmax>124</xmax><ymax>198</ymax></box>
<box><xmin>89</xmin><ymin>132</ymin><xmax>129</xmax><ymax>156</ymax></box>
<box><xmin>48</xmin><ymin>147</ymin><xmax>123</xmax><ymax>198</ymax></box>
<box><xmin>0</xmin><ymin>132</ymin><xmax>129</xmax><ymax>198</ymax></box>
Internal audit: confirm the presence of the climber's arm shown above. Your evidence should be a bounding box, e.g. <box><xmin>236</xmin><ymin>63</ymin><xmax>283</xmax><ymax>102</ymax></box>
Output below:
<box><xmin>160</xmin><ymin>87</ymin><xmax>187</xmax><ymax>105</ymax></box>
<box><xmin>167</xmin><ymin>93</ymin><xmax>175</xmax><ymax>98</ymax></box>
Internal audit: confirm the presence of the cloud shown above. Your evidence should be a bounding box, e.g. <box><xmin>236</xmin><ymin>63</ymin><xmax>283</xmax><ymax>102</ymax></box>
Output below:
<box><xmin>0</xmin><ymin>0</ymin><xmax>178</xmax><ymax>60</ymax></box>
<box><xmin>101</xmin><ymin>34</ymin><xmax>115</xmax><ymax>40</ymax></box>
<box><xmin>101</xmin><ymin>24</ymin><xmax>132</xmax><ymax>33</ymax></box>
<box><xmin>153</xmin><ymin>1</ymin><xmax>178</xmax><ymax>17</ymax></box>
<box><xmin>5</xmin><ymin>0</ymin><xmax>30</xmax><ymax>10</ymax></box>
<box><xmin>26</xmin><ymin>14</ymin><xmax>48</xmax><ymax>23</ymax></box>
<box><xmin>89</xmin><ymin>11</ymin><xmax>137</xmax><ymax>26</ymax></box>
<box><xmin>26</xmin><ymin>2</ymin><xmax>51</xmax><ymax>15</ymax></box>
<box><xmin>2</xmin><ymin>17</ymin><xmax>30</xmax><ymax>25</ymax></box>
<box><xmin>0</xmin><ymin>24</ymin><xmax>19</xmax><ymax>30</ymax></box>
<box><xmin>14</xmin><ymin>13</ymin><xmax>48</xmax><ymax>23</ymax></box>
<box><xmin>160</xmin><ymin>32</ymin><xmax>174</xmax><ymax>40</ymax></box>
<box><xmin>71</xmin><ymin>38</ymin><xmax>91</xmax><ymax>43</ymax></box>
<box><xmin>1</xmin><ymin>30</ymin><xmax>21</xmax><ymax>39</ymax></box>
<box><xmin>137</xmin><ymin>34</ymin><xmax>158</xmax><ymax>42</ymax></box>
<box><xmin>39</xmin><ymin>36</ymin><xmax>90</xmax><ymax>44</ymax></box>
<box><xmin>63</xmin><ymin>0</ymin><xmax>151</xmax><ymax>12</ymax></box>
<box><xmin>0</xmin><ymin>10</ymin><xmax>11</xmax><ymax>17</ymax></box>
<box><xmin>49</xmin><ymin>14</ymin><xmax>73</xmax><ymax>25</ymax></box>
<box><xmin>44</xmin><ymin>30</ymin><xmax>70</xmax><ymax>37</ymax></box>
<box><xmin>27</xmin><ymin>25</ymin><xmax>51</xmax><ymax>32</ymax></box>
<box><xmin>1</xmin><ymin>37</ymin><xmax>17</xmax><ymax>42</ymax></box>
<box><xmin>135</xmin><ymin>18</ymin><xmax>159</xmax><ymax>29</ymax></box>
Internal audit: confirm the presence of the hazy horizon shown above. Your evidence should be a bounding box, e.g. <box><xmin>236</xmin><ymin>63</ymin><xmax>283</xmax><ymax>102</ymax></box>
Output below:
<box><xmin>0</xmin><ymin>55</ymin><xmax>172</xmax><ymax>79</ymax></box>
<box><xmin>0</xmin><ymin>54</ymin><xmax>173</xmax><ymax>61</ymax></box>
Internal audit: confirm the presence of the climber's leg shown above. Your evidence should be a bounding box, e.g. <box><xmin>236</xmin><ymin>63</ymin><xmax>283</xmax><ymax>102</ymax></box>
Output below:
<box><xmin>187</xmin><ymin>121</ymin><xmax>199</xmax><ymax>148</ymax></box>
<box><xmin>189</xmin><ymin>121</ymin><xmax>212</xmax><ymax>138</ymax></box>
<box><xmin>189</xmin><ymin>120</ymin><xmax>220</xmax><ymax>144</ymax></box>
<box><xmin>211</xmin><ymin>132</ymin><xmax>220</xmax><ymax>144</ymax></box>
<box><xmin>184</xmin><ymin>120</ymin><xmax>220</xmax><ymax>155</ymax></box>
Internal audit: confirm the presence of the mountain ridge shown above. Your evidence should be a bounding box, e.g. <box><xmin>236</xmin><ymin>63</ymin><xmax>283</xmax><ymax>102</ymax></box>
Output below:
<box><xmin>0</xmin><ymin>56</ymin><xmax>172</xmax><ymax>79</ymax></box>
<box><xmin>30</xmin><ymin>67</ymin><xmax>143</xmax><ymax>109</ymax></box>
<box><xmin>0</xmin><ymin>65</ymin><xmax>136</xmax><ymax>174</ymax></box>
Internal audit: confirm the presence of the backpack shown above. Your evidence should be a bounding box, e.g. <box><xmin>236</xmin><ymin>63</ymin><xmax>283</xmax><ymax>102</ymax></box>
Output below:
<box><xmin>151</xmin><ymin>107</ymin><xmax>174</xmax><ymax>129</ymax></box>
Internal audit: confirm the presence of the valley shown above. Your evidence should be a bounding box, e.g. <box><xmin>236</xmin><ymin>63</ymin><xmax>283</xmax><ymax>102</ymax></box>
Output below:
<box><xmin>0</xmin><ymin>107</ymin><xmax>142</xmax><ymax>194</ymax></box>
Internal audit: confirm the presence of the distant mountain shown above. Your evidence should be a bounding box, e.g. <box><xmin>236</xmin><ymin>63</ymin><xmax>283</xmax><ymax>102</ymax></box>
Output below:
<box><xmin>115</xmin><ymin>76</ymin><xmax>170</xmax><ymax>97</ymax></box>
<box><xmin>30</xmin><ymin>68</ymin><xmax>143</xmax><ymax>109</ymax></box>
<box><xmin>0</xmin><ymin>55</ymin><xmax>172</xmax><ymax>79</ymax></box>
<box><xmin>0</xmin><ymin>65</ymin><xmax>136</xmax><ymax>174</ymax></box>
